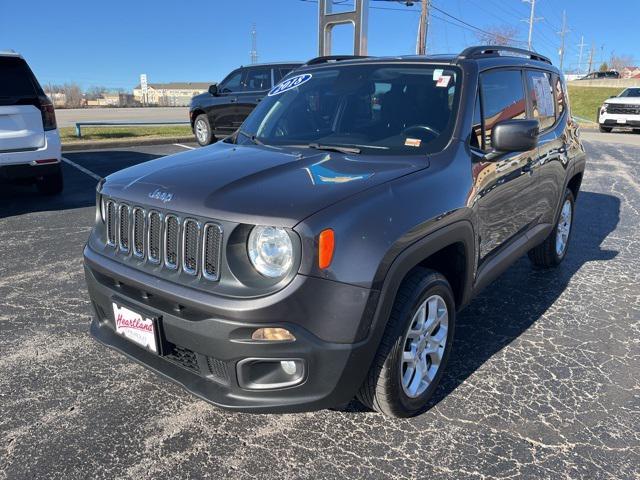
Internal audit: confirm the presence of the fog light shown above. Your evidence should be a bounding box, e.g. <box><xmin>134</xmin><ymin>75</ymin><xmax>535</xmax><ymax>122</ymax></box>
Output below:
<box><xmin>280</xmin><ymin>360</ymin><xmax>297</xmax><ymax>375</ymax></box>
<box><xmin>251</xmin><ymin>327</ymin><xmax>295</xmax><ymax>342</ymax></box>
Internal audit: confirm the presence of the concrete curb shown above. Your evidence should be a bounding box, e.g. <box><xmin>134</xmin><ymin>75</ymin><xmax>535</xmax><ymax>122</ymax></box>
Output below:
<box><xmin>62</xmin><ymin>135</ymin><xmax>195</xmax><ymax>152</ymax></box>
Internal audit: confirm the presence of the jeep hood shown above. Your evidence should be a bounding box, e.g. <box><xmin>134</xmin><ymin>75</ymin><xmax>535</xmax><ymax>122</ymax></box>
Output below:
<box><xmin>101</xmin><ymin>142</ymin><xmax>427</xmax><ymax>227</ymax></box>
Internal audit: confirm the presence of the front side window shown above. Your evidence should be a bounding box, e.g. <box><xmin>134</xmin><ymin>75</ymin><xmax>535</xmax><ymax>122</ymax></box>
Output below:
<box><xmin>480</xmin><ymin>69</ymin><xmax>526</xmax><ymax>149</ymax></box>
<box><xmin>526</xmin><ymin>70</ymin><xmax>556</xmax><ymax>131</ymax></box>
<box><xmin>219</xmin><ymin>70</ymin><xmax>243</xmax><ymax>93</ymax></box>
<box><xmin>239</xmin><ymin>64</ymin><xmax>461</xmax><ymax>155</ymax></box>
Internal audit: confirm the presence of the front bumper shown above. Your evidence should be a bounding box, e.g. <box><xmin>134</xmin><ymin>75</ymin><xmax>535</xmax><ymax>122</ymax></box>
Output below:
<box><xmin>84</xmin><ymin>245</ymin><xmax>379</xmax><ymax>413</ymax></box>
<box><xmin>598</xmin><ymin>112</ymin><xmax>640</xmax><ymax>128</ymax></box>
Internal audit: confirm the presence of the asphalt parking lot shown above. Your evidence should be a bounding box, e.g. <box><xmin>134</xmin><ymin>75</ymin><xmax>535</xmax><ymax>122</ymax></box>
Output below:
<box><xmin>1</xmin><ymin>132</ymin><xmax>639</xmax><ymax>479</ymax></box>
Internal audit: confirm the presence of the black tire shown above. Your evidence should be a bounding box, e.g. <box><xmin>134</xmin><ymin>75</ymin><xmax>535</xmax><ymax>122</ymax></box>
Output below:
<box><xmin>599</xmin><ymin>125</ymin><xmax>612</xmax><ymax>133</ymax></box>
<box><xmin>528</xmin><ymin>188</ymin><xmax>575</xmax><ymax>268</ymax></box>
<box><xmin>357</xmin><ymin>268</ymin><xmax>456</xmax><ymax>418</ymax></box>
<box><xmin>35</xmin><ymin>164</ymin><xmax>63</xmax><ymax>195</ymax></box>
<box><xmin>193</xmin><ymin>114</ymin><xmax>214</xmax><ymax>146</ymax></box>
<box><xmin>633</xmin><ymin>129</ymin><xmax>640</xmax><ymax>134</ymax></box>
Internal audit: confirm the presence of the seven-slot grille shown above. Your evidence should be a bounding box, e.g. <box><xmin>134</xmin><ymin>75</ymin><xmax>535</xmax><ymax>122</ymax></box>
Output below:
<box><xmin>104</xmin><ymin>200</ymin><xmax>222</xmax><ymax>281</ymax></box>
<box><xmin>607</xmin><ymin>104</ymin><xmax>640</xmax><ymax>115</ymax></box>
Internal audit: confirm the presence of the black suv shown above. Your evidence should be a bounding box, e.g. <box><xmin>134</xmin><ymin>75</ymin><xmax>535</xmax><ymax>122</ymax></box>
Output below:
<box><xmin>189</xmin><ymin>62</ymin><xmax>302</xmax><ymax>145</ymax></box>
<box><xmin>85</xmin><ymin>47</ymin><xmax>586</xmax><ymax>418</ymax></box>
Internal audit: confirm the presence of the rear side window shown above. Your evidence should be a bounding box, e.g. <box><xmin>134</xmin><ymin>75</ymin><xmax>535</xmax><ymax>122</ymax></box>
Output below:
<box><xmin>553</xmin><ymin>75</ymin><xmax>566</xmax><ymax>118</ymax></box>
<box><xmin>0</xmin><ymin>56</ymin><xmax>38</xmax><ymax>101</ymax></box>
<box><xmin>480</xmin><ymin>69</ymin><xmax>526</xmax><ymax>149</ymax></box>
<box><xmin>526</xmin><ymin>70</ymin><xmax>555</xmax><ymax>130</ymax></box>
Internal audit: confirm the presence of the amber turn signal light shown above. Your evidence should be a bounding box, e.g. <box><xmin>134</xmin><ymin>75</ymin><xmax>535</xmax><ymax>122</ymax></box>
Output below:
<box><xmin>251</xmin><ymin>327</ymin><xmax>296</xmax><ymax>342</ymax></box>
<box><xmin>318</xmin><ymin>229</ymin><xmax>335</xmax><ymax>269</ymax></box>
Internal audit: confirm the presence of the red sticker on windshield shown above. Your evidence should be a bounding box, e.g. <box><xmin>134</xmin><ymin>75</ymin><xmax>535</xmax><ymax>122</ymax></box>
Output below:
<box><xmin>436</xmin><ymin>75</ymin><xmax>451</xmax><ymax>87</ymax></box>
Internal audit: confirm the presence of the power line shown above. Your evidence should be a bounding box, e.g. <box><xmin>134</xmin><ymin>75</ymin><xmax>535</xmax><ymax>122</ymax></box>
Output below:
<box><xmin>522</xmin><ymin>0</ymin><xmax>543</xmax><ymax>50</ymax></box>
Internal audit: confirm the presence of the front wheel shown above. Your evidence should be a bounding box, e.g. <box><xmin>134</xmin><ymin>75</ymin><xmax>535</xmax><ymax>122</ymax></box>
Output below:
<box><xmin>528</xmin><ymin>188</ymin><xmax>575</xmax><ymax>267</ymax></box>
<box><xmin>193</xmin><ymin>114</ymin><xmax>214</xmax><ymax>146</ymax></box>
<box><xmin>357</xmin><ymin>268</ymin><xmax>455</xmax><ymax>418</ymax></box>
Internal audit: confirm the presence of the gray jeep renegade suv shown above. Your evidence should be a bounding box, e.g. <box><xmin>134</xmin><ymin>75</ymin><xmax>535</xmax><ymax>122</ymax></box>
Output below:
<box><xmin>84</xmin><ymin>46</ymin><xmax>586</xmax><ymax>418</ymax></box>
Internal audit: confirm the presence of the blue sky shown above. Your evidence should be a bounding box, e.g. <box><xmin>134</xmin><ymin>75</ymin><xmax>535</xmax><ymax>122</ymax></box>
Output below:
<box><xmin>1</xmin><ymin>0</ymin><xmax>637</xmax><ymax>90</ymax></box>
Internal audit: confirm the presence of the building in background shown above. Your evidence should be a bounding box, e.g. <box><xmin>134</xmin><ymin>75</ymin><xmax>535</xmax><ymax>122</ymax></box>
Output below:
<box><xmin>621</xmin><ymin>66</ymin><xmax>640</xmax><ymax>79</ymax></box>
<box><xmin>86</xmin><ymin>92</ymin><xmax>137</xmax><ymax>107</ymax></box>
<box><xmin>132</xmin><ymin>82</ymin><xmax>211</xmax><ymax>106</ymax></box>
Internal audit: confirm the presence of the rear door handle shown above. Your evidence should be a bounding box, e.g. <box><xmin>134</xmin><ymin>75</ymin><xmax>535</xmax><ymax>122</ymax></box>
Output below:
<box><xmin>229</xmin><ymin>98</ymin><xmax>237</xmax><ymax>103</ymax></box>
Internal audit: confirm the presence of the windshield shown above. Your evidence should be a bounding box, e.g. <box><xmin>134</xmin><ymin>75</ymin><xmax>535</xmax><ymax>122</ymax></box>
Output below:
<box><xmin>619</xmin><ymin>88</ymin><xmax>640</xmax><ymax>98</ymax></box>
<box><xmin>237</xmin><ymin>64</ymin><xmax>461</xmax><ymax>155</ymax></box>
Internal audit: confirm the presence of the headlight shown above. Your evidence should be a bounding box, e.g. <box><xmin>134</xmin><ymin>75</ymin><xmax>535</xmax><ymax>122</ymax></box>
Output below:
<box><xmin>247</xmin><ymin>226</ymin><xmax>293</xmax><ymax>278</ymax></box>
<box><xmin>601</xmin><ymin>103</ymin><xmax>608</xmax><ymax>112</ymax></box>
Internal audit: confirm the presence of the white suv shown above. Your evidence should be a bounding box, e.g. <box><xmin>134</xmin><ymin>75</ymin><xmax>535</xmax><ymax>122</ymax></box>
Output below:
<box><xmin>598</xmin><ymin>87</ymin><xmax>640</xmax><ymax>133</ymax></box>
<box><xmin>0</xmin><ymin>51</ymin><xmax>63</xmax><ymax>194</ymax></box>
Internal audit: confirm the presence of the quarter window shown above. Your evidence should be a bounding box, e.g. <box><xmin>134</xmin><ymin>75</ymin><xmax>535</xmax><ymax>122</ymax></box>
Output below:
<box><xmin>526</xmin><ymin>70</ymin><xmax>555</xmax><ymax>130</ymax></box>
<box><xmin>480</xmin><ymin>70</ymin><xmax>526</xmax><ymax>149</ymax></box>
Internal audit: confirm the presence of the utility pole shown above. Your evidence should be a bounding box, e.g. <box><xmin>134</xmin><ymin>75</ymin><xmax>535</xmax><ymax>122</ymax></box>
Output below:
<box><xmin>250</xmin><ymin>23</ymin><xmax>258</xmax><ymax>64</ymax></box>
<box><xmin>587</xmin><ymin>44</ymin><xmax>595</xmax><ymax>74</ymax></box>
<box><xmin>523</xmin><ymin>0</ymin><xmax>543</xmax><ymax>51</ymax></box>
<box><xmin>557</xmin><ymin>10</ymin><xmax>569</xmax><ymax>73</ymax></box>
<box><xmin>577</xmin><ymin>35</ymin><xmax>587</xmax><ymax>74</ymax></box>
<box><xmin>416</xmin><ymin>0</ymin><xmax>429</xmax><ymax>55</ymax></box>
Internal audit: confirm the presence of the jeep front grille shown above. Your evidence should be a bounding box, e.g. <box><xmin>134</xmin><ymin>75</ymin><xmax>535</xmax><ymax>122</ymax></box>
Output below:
<box><xmin>183</xmin><ymin>219</ymin><xmax>199</xmax><ymax>275</ymax></box>
<box><xmin>103</xmin><ymin>200</ymin><xmax>222</xmax><ymax>281</ymax></box>
<box><xmin>132</xmin><ymin>208</ymin><xmax>145</xmax><ymax>257</ymax></box>
<box><xmin>148</xmin><ymin>211</ymin><xmax>162</xmax><ymax>263</ymax></box>
<box><xmin>203</xmin><ymin>224</ymin><xmax>222</xmax><ymax>280</ymax></box>
<box><xmin>165</xmin><ymin>215</ymin><xmax>180</xmax><ymax>269</ymax></box>
<box><xmin>118</xmin><ymin>204</ymin><xmax>130</xmax><ymax>253</ymax></box>
<box><xmin>106</xmin><ymin>201</ymin><xmax>116</xmax><ymax>246</ymax></box>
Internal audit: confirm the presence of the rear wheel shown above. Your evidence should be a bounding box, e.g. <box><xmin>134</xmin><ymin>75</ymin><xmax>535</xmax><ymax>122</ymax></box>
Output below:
<box><xmin>528</xmin><ymin>188</ymin><xmax>574</xmax><ymax>267</ymax></box>
<box><xmin>599</xmin><ymin>125</ymin><xmax>612</xmax><ymax>133</ymax></box>
<box><xmin>194</xmin><ymin>114</ymin><xmax>214</xmax><ymax>146</ymax></box>
<box><xmin>357</xmin><ymin>268</ymin><xmax>455</xmax><ymax>418</ymax></box>
<box><xmin>35</xmin><ymin>164</ymin><xmax>63</xmax><ymax>195</ymax></box>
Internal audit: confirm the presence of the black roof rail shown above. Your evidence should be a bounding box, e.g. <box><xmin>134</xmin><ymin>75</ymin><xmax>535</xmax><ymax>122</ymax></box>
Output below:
<box><xmin>458</xmin><ymin>45</ymin><xmax>552</xmax><ymax>65</ymax></box>
<box><xmin>303</xmin><ymin>55</ymin><xmax>369</xmax><ymax>66</ymax></box>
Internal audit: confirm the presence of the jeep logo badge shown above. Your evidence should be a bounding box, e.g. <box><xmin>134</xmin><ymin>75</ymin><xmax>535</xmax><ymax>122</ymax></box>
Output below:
<box><xmin>148</xmin><ymin>188</ymin><xmax>173</xmax><ymax>203</ymax></box>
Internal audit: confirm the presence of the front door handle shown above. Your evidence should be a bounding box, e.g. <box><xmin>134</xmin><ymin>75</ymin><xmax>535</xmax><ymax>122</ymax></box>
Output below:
<box><xmin>229</xmin><ymin>97</ymin><xmax>237</xmax><ymax>103</ymax></box>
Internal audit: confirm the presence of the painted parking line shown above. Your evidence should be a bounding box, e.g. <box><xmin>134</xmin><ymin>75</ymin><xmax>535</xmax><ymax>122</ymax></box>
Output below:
<box><xmin>62</xmin><ymin>156</ymin><xmax>103</xmax><ymax>182</ymax></box>
<box><xmin>173</xmin><ymin>143</ymin><xmax>196</xmax><ymax>150</ymax></box>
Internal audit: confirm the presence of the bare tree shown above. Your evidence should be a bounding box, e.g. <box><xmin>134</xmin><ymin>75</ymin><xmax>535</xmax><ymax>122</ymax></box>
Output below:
<box><xmin>475</xmin><ymin>26</ymin><xmax>521</xmax><ymax>47</ymax></box>
<box><xmin>62</xmin><ymin>83</ymin><xmax>83</xmax><ymax>108</ymax></box>
<box><xmin>609</xmin><ymin>54</ymin><xmax>634</xmax><ymax>72</ymax></box>
<box><xmin>85</xmin><ymin>85</ymin><xmax>108</xmax><ymax>101</ymax></box>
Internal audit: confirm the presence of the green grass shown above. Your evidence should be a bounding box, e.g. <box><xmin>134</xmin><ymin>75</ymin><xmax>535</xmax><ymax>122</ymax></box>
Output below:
<box><xmin>567</xmin><ymin>85</ymin><xmax>624</xmax><ymax>123</ymax></box>
<box><xmin>59</xmin><ymin>125</ymin><xmax>192</xmax><ymax>143</ymax></box>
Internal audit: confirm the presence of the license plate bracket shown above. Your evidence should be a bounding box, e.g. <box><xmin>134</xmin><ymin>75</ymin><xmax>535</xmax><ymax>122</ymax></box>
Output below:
<box><xmin>112</xmin><ymin>302</ymin><xmax>159</xmax><ymax>353</ymax></box>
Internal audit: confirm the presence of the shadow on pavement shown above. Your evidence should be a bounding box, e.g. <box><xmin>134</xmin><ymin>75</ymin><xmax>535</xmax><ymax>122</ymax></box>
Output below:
<box><xmin>0</xmin><ymin>151</ymin><xmax>162</xmax><ymax>219</ymax></box>
<box><xmin>344</xmin><ymin>191</ymin><xmax>620</xmax><ymax>414</ymax></box>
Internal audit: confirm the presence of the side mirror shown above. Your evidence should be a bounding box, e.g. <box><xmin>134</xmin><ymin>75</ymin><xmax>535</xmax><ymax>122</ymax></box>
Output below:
<box><xmin>208</xmin><ymin>84</ymin><xmax>218</xmax><ymax>96</ymax></box>
<box><xmin>491</xmin><ymin>119</ymin><xmax>539</xmax><ymax>154</ymax></box>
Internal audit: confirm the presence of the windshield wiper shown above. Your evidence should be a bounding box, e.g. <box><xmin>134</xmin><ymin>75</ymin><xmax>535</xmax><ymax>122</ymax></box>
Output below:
<box><xmin>308</xmin><ymin>143</ymin><xmax>361</xmax><ymax>154</ymax></box>
<box><xmin>237</xmin><ymin>130</ymin><xmax>264</xmax><ymax>145</ymax></box>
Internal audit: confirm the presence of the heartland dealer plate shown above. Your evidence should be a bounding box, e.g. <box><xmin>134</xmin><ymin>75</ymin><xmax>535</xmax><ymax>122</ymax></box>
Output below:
<box><xmin>112</xmin><ymin>303</ymin><xmax>158</xmax><ymax>353</ymax></box>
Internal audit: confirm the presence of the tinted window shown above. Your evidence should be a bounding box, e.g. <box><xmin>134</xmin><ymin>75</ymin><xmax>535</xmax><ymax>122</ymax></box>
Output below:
<box><xmin>0</xmin><ymin>56</ymin><xmax>38</xmax><ymax>100</ymax></box>
<box><xmin>480</xmin><ymin>70</ymin><xmax>526</xmax><ymax>149</ymax></box>
<box><xmin>554</xmin><ymin>75</ymin><xmax>566</xmax><ymax>117</ymax></box>
<box><xmin>470</xmin><ymin>90</ymin><xmax>483</xmax><ymax>149</ymax></box>
<box><xmin>279</xmin><ymin>68</ymin><xmax>294</xmax><ymax>80</ymax></box>
<box><xmin>239</xmin><ymin>65</ymin><xmax>461</xmax><ymax>155</ymax></box>
<box><xmin>220</xmin><ymin>70</ymin><xmax>243</xmax><ymax>93</ymax></box>
<box><xmin>244</xmin><ymin>67</ymin><xmax>271</xmax><ymax>91</ymax></box>
<box><xmin>526</xmin><ymin>70</ymin><xmax>555</xmax><ymax>130</ymax></box>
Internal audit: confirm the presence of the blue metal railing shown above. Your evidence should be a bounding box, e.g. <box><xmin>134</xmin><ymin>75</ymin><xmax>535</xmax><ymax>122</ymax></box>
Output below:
<box><xmin>74</xmin><ymin>121</ymin><xmax>190</xmax><ymax>138</ymax></box>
